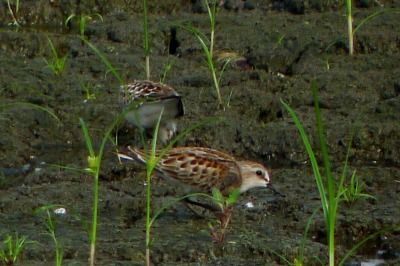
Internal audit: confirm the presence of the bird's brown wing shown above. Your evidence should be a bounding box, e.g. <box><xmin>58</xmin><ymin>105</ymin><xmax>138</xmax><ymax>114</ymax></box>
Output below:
<box><xmin>120</xmin><ymin>81</ymin><xmax>184</xmax><ymax>116</ymax></box>
<box><xmin>158</xmin><ymin>147</ymin><xmax>241</xmax><ymax>193</ymax></box>
<box><xmin>120</xmin><ymin>80</ymin><xmax>178</xmax><ymax>102</ymax></box>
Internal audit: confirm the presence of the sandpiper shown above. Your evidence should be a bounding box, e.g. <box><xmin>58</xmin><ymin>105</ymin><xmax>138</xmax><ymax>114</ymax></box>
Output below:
<box><xmin>120</xmin><ymin>80</ymin><xmax>184</xmax><ymax>144</ymax></box>
<box><xmin>119</xmin><ymin>146</ymin><xmax>271</xmax><ymax>195</ymax></box>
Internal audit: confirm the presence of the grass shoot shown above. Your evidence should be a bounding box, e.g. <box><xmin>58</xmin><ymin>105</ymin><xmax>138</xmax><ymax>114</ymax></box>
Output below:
<box><xmin>180</xmin><ymin>0</ymin><xmax>229</xmax><ymax>108</ymax></box>
<box><xmin>208</xmin><ymin>188</ymin><xmax>240</xmax><ymax>244</ymax></box>
<box><xmin>292</xmin><ymin>208</ymin><xmax>320</xmax><ymax>266</ymax></box>
<box><xmin>339</xmin><ymin>170</ymin><xmax>375</xmax><ymax>205</ymax></box>
<box><xmin>143</xmin><ymin>108</ymin><xmax>164</xmax><ymax>266</ymax></box>
<box><xmin>0</xmin><ymin>233</ymin><xmax>34</xmax><ymax>265</ymax></box>
<box><xmin>181</xmin><ymin>24</ymin><xmax>223</xmax><ymax>108</ymax></box>
<box><xmin>205</xmin><ymin>0</ymin><xmax>217</xmax><ymax>57</ymax></box>
<box><xmin>280</xmin><ymin>80</ymin><xmax>389</xmax><ymax>265</ymax></box>
<box><xmin>34</xmin><ymin>205</ymin><xmax>64</xmax><ymax>266</ymax></box>
<box><xmin>281</xmin><ymin>81</ymin><xmax>349</xmax><ymax>265</ymax></box>
<box><xmin>159</xmin><ymin>57</ymin><xmax>175</xmax><ymax>83</ymax></box>
<box><xmin>79</xmin><ymin>107</ymin><xmax>134</xmax><ymax>266</ymax></box>
<box><xmin>81</xmin><ymin>82</ymin><xmax>97</xmax><ymax>102</ymax></box>
<box><xmin>44</xmin><ymin>38</ymin><xmax>67</xmax><ymax>76</ymax></box>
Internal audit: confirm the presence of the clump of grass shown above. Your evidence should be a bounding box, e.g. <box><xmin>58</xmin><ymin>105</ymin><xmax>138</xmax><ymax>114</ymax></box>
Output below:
<box><xmin>65</xmin><ymin>13</ymin><xmax>103</xmax><ymax>39</ymax></box>
<box><xmin>281</xmin><ymin>81</ymin><xmax>353</xmax><ymax>265</ymax></box>
<box><xmin>339</xmin><ymin>170</ymin><xmax>375</xmax><ymax>205</ymax></box>
<box><xmin>81</xmin><ymin>82</ymin><xmax>97</xmax><ymax>102</ymax></box>
<box><xmin>44</xmin><ymin>38</ymin><xmax>67</xmax><ymax>76</ymax></box>
<box><xmin>0</xmin><ymin>233</ymin><xmax>35</xmax><ymax>265</ymax></box>
<box><xmin>280</xmin><ymin>81</ymin><xmax>397</xmax><ymax>265</ymax></box>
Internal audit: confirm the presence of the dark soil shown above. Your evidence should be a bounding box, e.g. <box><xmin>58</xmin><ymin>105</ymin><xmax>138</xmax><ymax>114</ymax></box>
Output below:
<box><xmin>0</xmin><ymin>0</ymin><xmax>399</xmax><ymax>265</ymax></box>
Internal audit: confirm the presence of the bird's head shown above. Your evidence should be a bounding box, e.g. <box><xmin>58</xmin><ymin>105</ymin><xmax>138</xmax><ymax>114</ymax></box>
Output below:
<box><xmin>237</xmin><ymin>161</ymin><xmax>271</xmax><ymax>193</ymax></box>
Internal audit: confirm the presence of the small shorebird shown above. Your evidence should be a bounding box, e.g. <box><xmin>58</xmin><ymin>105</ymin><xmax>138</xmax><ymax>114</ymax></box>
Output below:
<box><xmin>120</xmin><ymin>80</ymin><xmax>184</xmax><ymax>144</ymax></box>
<box><xmin>119</xmin><ymin>146</ymin><xmax>271</xmax><ymax>195</ymax></box>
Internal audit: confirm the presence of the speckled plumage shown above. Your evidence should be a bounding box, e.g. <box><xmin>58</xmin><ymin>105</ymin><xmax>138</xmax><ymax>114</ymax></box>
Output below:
<box><xmin>120</xmin><ymin>80</ymin><xmax>184</xmax><ymax>143</ymax></box>
<box><xmin>123</xmin><ymin>146</ymin><xmax>271</xmax><ymax>194</ymax></box>
<box><xmin>120</xmin><ymin>80</ymin><xmax>182</xmax><ymax>105</ymax></box>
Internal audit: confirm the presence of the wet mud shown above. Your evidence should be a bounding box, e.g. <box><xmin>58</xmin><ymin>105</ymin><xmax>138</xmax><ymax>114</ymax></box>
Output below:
<box><xmin>0</xmin><ymin>0</ymin><xmax>399</xmax><ymax>265</ymax></box>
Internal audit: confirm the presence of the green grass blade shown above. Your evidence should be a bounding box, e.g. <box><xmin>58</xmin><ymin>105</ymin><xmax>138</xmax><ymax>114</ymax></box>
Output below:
<box><xmin>311</xmin><ymin>81</ymin><xmax>336</xmax><ymax>266</ymax></box>
<box><xmin>280</xmin><ymin>99</ymin><xmax>329</xmax><ymax>219</ymax></box>
<box><xmin>218</xmin><ymin>58</ymin><xmax>233</xmax><ymax>86</ymax></box>
<box><xmin>146</xmin><ymin>108</ymin><xmax>164</xmax><ymax>174</ymax></box>
<box><xmin>65</xmin><ymin>14</ymin><xmax>75</xmax><ymax>26</ymax></box>
<box><xmin>336</xmin><ymin>129</ymin><xmax>356</xmax><ymax>204</ymax></box>
<box><xmin>194</xmin><ymin>34</ymin><xmax>213</xmax><ymax>69</ymax></box>
<box><xmin>79</xmin><ymin>118</ymin><xmax>95</xmax><ymax>157</ymax></box>
<box><xmin>179</xmin><ymin>24</ymin><xmax>209</xmax><ymax>45</ymax></box>
<box><xmin>142</xmin><ymin>0</ymin><xmax>150</xmax><ymax>79</ymax></box>
<box><xmin>81</xmin><ymin>37</ymin><xmax>124</xmax><ymax>85</ymax></box>
<box><xmin>142</xmin><ymin>0</ymin><xmax>149</xmax><ymax>57</ymax></box>
<box><xmin>0</xmin><ymin>102</ymin><xmax>60</xmax><ymax>123</ymax></box>
<box><xmin>338</xmin><ymin>226</ymin><xmax>400</xmax><ymax>266</ymax></box>
<box><xmin>226</xmin><ymin>188</ymin><xmax>240</xmax><ymax>206</ymax></box>
<box><xmin>151</xmin><ymin>108</ymin><xmax>163</xmax><ymax>156</ymax></box>
<box><xmin>311</xmin><ymin>81</ymin><xmax>333</xmax><ymax>194</ymax></box>
<box><xmin>298</xmin><ymin>207</ymin><xmax>320</xmax><ymax>263</ymax></box>
<box><xmin>353</xmin><ymin>9</ymin><xmax>400</xmax><ymax>35</ymax></box>
<box><xmin>47</xmin><ymin>37</ymin><xmax>58</xmax><ymax>59</ymax></box>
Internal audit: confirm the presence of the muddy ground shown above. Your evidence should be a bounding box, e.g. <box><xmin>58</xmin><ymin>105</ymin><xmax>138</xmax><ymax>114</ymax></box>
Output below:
<box><xmin>0</xmin><ymin>0</ymin><xmax>399</xmax><ymax>265</ymax></box>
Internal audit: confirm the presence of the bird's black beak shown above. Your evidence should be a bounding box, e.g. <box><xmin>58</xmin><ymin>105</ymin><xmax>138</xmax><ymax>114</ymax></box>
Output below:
<box><xmin>267</xmin><ymin>183</ymin><xmax>285</xmax><ymax>197</ymax></box>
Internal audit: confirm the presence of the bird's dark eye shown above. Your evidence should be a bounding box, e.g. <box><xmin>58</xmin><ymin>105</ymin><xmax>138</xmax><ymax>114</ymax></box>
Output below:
<box><xmin>256</xmin><ymin>170</ymin><xmax>263</xmax><ymax>176</ymax></box>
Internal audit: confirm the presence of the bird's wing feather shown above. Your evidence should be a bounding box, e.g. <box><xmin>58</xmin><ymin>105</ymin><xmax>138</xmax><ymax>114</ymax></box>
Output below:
<box><xmin>158</xmin><ymin>147</ymin><xmax>241</xmax><ymax>193</ymax></box>
<box><xmin>126</xmin><ymin>146</ymin><xmax>242</xmax><ymax>193</ymax></box>
<box><xmin>120</xmin><ymin>81</ymin><xmax>184</xmax><ymax>117</ymax></box>
<box><xmin>120</xmin><ymin>80</ymin><xmax>178</xmax><ymax>103</ymax></box>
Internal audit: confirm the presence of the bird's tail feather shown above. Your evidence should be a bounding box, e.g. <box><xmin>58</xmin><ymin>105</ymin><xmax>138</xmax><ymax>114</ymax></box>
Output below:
<box><xmin>127</xmin><ymin>146</ymin><xmax>147</xmax><ymax>164</ymax></box>
<box><xmin>117</xmin><ymin>146</ymin><xmax>147</xmax><ymax>164</ymax></box>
